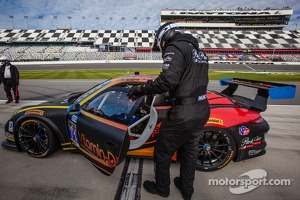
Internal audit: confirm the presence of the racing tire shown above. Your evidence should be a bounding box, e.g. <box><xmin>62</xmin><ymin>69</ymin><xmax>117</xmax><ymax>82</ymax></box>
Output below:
<box><xmin>196</xmin><ymin>127</ymin><xmax>236</xmax><ymax>172</ymax></box>
<box><xmin>17</xmin><ymin>119</ymin><xmax>58</xmax><ymax>158</ymax></box>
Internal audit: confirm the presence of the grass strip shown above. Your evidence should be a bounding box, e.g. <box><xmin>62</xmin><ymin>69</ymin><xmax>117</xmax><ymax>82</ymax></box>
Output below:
<box><xmin>19</xmin><ymin>69</ymin><xmax>300</xmax><ymax>82</ymax></box>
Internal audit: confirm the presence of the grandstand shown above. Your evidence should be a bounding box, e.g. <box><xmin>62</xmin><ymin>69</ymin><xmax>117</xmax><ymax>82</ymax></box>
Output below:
<box><xmin>0</xmin><ymin>7</ymin><xmax>299</xmax><ymax>63</ymax></box>
<box><xmin>160</xmin><ymin>7</ymin><xmax>293</xmax><ymax>31</ymax></box>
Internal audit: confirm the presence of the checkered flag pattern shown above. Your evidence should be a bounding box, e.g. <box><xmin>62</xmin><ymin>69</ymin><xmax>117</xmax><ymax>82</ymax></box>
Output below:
<box><xmin>1</xmin><ymin>29</ymin><xmax>299</xmax><ymax>49</ymax></box>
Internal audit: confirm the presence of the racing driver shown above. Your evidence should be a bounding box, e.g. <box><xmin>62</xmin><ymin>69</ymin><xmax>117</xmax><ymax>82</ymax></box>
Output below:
<box><xmin>127</xmin><ymin>22</ymin><xmax>210</xmax><ymax>199</ymax></box>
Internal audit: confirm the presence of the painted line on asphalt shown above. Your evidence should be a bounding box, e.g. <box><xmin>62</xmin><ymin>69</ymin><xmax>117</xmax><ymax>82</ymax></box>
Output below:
<box><xmin>267</xmin><ymin>105</ymin><xmax>300</xmax><ymax>107</ymax></box>
<box><xmin>115</xmin><ymin>158</ymin><xmax>143</xmax><ymax>200</ymax></box>
<box><xmin>243</xmin><ymin>63</ymin><xmax>256</xmax><ymax>71</ymax></box>
<box><xmin>46</xmin><ymin>80</ymin><xmax>102</xmax><ymax>82</ymax></box>
<box><xmin>1</xmin><ymin>100</ymin><xmax>299</xmax><ymax>107</ymax></box>
<box><xmin>0</xmin><ymin>100</ymin><xmax>47</xmax><ymax>104</ymax></box>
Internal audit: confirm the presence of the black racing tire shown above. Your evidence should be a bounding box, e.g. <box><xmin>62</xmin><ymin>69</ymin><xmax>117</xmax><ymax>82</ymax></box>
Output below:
<box><xmin>196</xmin><ymin>127</ymin><xmax>236</xmax><ymax>172</ymax></box>
<box><xmin>17</xmin><ymin>119</ymin><xmax>58</xmax><ymax>158</ymax></box>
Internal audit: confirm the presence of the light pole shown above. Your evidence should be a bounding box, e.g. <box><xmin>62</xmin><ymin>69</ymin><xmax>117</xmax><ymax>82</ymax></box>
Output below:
<box><xmin>134</xmin><ymin>17</ymin><xmax>140</xmax><ymax>47</ymax></box>
<box><xmin>82</xmin><ymin>16</ymin><xmax>86</xmax><ymax>30</ymax></box>
<box><xmin>296</xmin><ymin>16</ymin><xmax>300</xmax><ymax>30</ymax></box>
<box><xmin>39</xmin><ymin>16</ymin><xmax>43</xmax><ymax>29</ymax></box>
<box><xmin>110</xmin><ymin>17</ymin><xmax>113</xmax><ymax>29</ymax></box>
<box><xmin>272</xmin><ymin>45</ymin><xmax>276</xmax><ymax>61</ymax></box>
<box><xmin>146</xmin><ymin>17</ymin><xmax>150</xmax><ymax>30</ymax></box>
<box><xmin>53</xmin><ymin>16</ymin><xmax>58</xmax><ymax>29</ymax></box>
<box><xmin>96</xmin><ymin>17</ymin><xmax>99</xmax><ymax>29</ymax></box>
<box><xmin>24</xmin><ymin>16</ymin><xmax>29</xmax><ymax>29</ymax></box>
<box><xmin>121</xmin><ymin>17</ymin><xmax>125</xmax><ymax>29</ymax></box>
<box><xmin>68</xmin><ymin>16</ymin><xmax>72</xmax><ymax>29</ymax></box>
<box><xmin>134</xmin><ymin>17</ymin><xmax>137</xmax><ymax>29</ymax></box>
<box><xmin>9</xmin><ymin>16</ymin><xmax>14</xmax><ymax>29</ymax></box>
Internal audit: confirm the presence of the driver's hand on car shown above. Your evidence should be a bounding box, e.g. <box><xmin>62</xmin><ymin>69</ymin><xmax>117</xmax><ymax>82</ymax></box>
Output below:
<box><xmin>127</xmin><ymin>85</ymin><xmax>145</xmax><ymax>100</ymax></box>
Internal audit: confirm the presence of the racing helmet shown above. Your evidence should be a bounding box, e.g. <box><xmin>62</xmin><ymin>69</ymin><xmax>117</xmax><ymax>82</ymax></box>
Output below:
<box><xmin>0</xmin><ymin>56</ymin><xmax>9</xmax><ymax>64</ymax></box>
<box><xmin>152</xmin><ymin>22</ymin><xmax>182</xmax><ymax>51</ymax></box>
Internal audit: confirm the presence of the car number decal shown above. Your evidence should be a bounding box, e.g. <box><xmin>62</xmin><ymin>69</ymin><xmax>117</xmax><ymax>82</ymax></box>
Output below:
<box><xmin>67</xmin><ymin>119</ymin><xmax>79</xmax><ymax>146</ymax></box>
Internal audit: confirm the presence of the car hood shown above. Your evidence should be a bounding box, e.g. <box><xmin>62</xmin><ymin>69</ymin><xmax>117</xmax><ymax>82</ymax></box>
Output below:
<box><xmin>39</xmin><ymin>97</ymin><xmax>72</xmax><ymax>106</ymax></box>
<box><xmin>39</xmin><ymin>92</ymin><xmax>82</xmax><ymax>106</ymax></box>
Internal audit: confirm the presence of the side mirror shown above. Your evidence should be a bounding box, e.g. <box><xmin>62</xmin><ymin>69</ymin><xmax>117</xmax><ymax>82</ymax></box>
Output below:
<box><xmin>67</xmin><ymin>103</ymin><xmax>81</xmax><ymax>115</ymax></box>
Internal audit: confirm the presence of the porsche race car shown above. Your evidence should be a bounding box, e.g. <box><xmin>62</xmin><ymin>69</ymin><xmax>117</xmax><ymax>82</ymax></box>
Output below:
<box><xmin>1</xmin><ymin>75</ymin><xmax>296</xmax><ymax>175</ymax></box>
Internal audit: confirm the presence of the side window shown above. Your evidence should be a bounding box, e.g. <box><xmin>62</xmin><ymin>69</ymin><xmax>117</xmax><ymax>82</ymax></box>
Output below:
<box><xmin>82</xmin><ymin>89</ymin><xmax>136</xmax><ymax>124</ymax></box>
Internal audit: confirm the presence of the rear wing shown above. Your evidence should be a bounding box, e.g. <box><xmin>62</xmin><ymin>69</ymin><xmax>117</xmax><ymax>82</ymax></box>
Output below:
<box><xmin>219</xmin><ymin>78</ymin><xmax>296</xmax><ymax>112</ymax></box>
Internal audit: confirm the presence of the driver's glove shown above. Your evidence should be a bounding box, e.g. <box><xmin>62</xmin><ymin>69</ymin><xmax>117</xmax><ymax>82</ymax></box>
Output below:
<box><xmin>127</xmin><ymin>85</ymin><xmax>145</xmax><ymax>100</ymax></box>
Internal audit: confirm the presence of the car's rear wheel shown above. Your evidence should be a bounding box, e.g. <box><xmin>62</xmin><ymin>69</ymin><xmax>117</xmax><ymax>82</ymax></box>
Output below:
<box><xmin>196</xmin><ymin>127</ymin><xmax>236</xmax><ymax>171</ymax></box>
<box><xmin>17</xmin><ymin>119</ymin><xmax>58</xmax><ymax>158</ymax></box>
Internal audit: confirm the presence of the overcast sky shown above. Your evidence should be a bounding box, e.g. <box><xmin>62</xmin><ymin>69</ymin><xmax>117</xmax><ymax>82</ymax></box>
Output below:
<box><xmin>0</xmin><ymin>0</ymin><xmax>299</xmax><ymax>31</ymax></box>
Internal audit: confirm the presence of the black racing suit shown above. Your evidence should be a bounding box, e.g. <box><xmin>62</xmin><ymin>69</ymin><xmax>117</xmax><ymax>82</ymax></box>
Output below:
<box><xmin>0</xmin><ymin>64</ymin><xmax>20</xmax><ymax>102</ymax></box>
<box><xmin>142</xmin><ymin>34</ymin><xmax>210</xmax><ymax>197</ymax></box>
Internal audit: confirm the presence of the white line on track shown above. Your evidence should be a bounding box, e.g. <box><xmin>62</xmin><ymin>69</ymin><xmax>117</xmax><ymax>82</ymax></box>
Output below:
<box><xmin>0</xmin><ymin>100</ymin><xmax>47</xmax><ymax>104</ymax></box>
<box><xmin>0</xmin><ymin>100</ymin><xmax>299</xmax><ymax>107</ymax></box>
<box><xmin>120</xmin><ymin>158</ymin><xmax>141</xmax><ymax>200</ymax></box>
<box><xmin>268</xmin><ymin>105</ymin><xmax>300</xmax><ymax>107</ymax></box>
<box><xmin>243</xmin><ymin>63</ymin><xmax>256</xmax><ymax>71</ymax></box>
<box><xmin>46</xmin><ymin>80</ymin><xmax>101</xmax><ymax>82</ymax></box>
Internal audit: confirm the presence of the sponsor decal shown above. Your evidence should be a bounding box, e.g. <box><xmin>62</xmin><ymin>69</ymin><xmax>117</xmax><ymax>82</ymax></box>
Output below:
<box><xmin>25</xmin><ymin>109</ymin><xmax>44</xmax><ymax>116</ymax></box>
<box><xmin>249</xmin><ymin>149</ymin><xmax>262</xmax><ymax>156</ymax></box>
<box><xmin>239</xmin><ymin>126</ymin><xmax>250</xmax><ymax>135</ymax></box>
<box><xmin>68</xmin><ymin>120</ymin><xmax>79</xmax><ymax>145</ymax></box>
<box><xmin>8</xmin><ymin>121</ymin><xmax>13</xmax><ymax>132</ymax></box>
<box><xmin>162</xmin><ymin>63</ymin><xmax>169</xmax><ymax>70</ymax></box>
<box><xmin>198</xmin><ymin>95</ymin><xmax>207</xmax><ymax>101</ymax></box>
<box><xmin>151</xmin><ymin>122</ymin><xmax>162</xmax><ymax>138</ymax></box>
<box><xmin>71</xmin><ymin>115</ymin><xmax>78</xmax><ymax>123</ymax></box>
<box><xmin>79</xmin><ymin>131</ymin><xmax>118</xmax><ymax>168</ymax></box>
<box><xmin>217</xmin><ymin>150</ymin><xmax>234</xmax><ymax>169</ymax></box>
<box><xmin>21</xmin><ymin>119</ymin><xmax>39</xmax><ymax>127</ymax></box>
<box><xmin>239</xmin><ymin>136</ymin><xmax>263</xmax><ymax>150</ymax></box>
<box><xmin>192</xmin><ymin>49</ymin><xmax>208</xmax><ymax>63</ymax></box>
<box><xmin>60</xmin><ymin>99</ymin><xmax>68</xmax><ymax>104</ymax></box>
<box><xmin>207</xmin><ymin>118</ymin><xmax>223</xmax><ymax>125</ymax></box>
<box><xmin>164</xmin><ymin>52</ymin><xmax>174</xmax><ymax>56</ymax></box>
<box><xmin>163</xmin><ymin>56</ymin><xmax>172</xmax><ymax>62</ymax></box>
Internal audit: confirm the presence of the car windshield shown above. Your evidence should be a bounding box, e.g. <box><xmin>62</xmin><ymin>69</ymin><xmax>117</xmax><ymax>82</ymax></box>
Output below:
<box><xmin>73</xmin><ymin>79</ymin><xmax>111</xmax><ymax>104</ymax></box>
<box><xmin>82</xmin><ymin>88</ymin><xmax>135</xmax><ymax>123</ymax></box>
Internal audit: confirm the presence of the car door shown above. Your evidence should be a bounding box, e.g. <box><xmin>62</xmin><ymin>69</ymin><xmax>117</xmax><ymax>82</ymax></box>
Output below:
<box><xmin>67</xmin><ymin>87</ymin><xmax>143</xmax><ymax>175</ymax></box>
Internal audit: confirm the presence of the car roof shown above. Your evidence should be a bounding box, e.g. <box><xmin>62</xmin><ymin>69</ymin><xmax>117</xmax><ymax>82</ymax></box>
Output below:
<box><xmin>111</xmin><ymin>74</ymin><xmax>157</xmax><ymax>83</ymax></box>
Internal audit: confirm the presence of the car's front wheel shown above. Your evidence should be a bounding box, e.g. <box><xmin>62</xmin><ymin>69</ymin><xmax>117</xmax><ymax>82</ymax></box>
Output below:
<box><xmin>196</xmin><ymin>127</ymin><xmax>236</xmax><ymax>171</ymax></box>
<box><xmin>17</xmin><ymin>119</ymin><xmax>58</xmax><ymax>158</ymax></box>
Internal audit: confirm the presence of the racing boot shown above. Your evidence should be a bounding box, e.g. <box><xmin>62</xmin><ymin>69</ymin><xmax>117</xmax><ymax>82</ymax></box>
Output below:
<box><xmin>174</xmin><ymin>177</ymin><xmax>192</xmax><ymax>200</ymax></box>
<box><xmin>15</xmin><ymin>96</ymin><xmax>20</xmax><ymax>103</ymax></box>
<box><xmin>143</xmin><ymin>180</ymin><xmax>169</xmax><ymax>198</ymax></box>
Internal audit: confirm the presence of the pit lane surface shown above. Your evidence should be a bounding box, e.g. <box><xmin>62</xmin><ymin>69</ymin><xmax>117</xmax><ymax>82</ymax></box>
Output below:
<box><xmin>0</xmin><ymin>63</ymin><xmax>299</xmax><ymax>200</ymax></box>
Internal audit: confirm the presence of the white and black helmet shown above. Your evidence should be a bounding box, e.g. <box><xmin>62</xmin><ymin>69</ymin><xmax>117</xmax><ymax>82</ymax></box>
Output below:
<box><xmin>152</xmin><ymin>22</ymin><xmax>182</xmax><ymax>51</ymax></box>
<box><xmin>0</xmin><ymin>56</ymin><xmax>9</xmax><ymax>64</ymax></box>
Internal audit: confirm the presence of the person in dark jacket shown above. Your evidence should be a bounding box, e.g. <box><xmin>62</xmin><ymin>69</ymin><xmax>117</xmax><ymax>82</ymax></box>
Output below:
<box><xmin>0</xmin><ymin>56</ymin><xmax>20</xmax><ymax>103</ymax></box>
<box><xmin>127</xmin><ymin>22</ymin><xmax>210</xmax><ymax>199</ymax></box>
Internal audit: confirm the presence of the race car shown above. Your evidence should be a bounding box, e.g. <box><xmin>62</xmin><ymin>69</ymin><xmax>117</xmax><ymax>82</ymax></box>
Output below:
<box><xmin>1</xmin><ymin>75</ymin><xmax>296</xmax><ymax>175</ymax></box>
